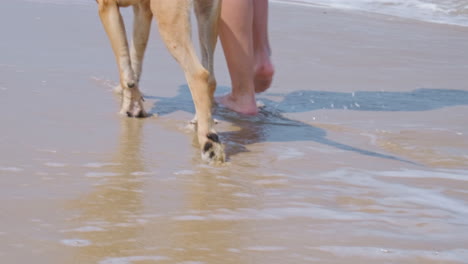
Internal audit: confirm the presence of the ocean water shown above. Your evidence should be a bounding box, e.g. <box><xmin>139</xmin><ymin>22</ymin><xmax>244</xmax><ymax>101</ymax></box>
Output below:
<box><xmin>274</xmin><ymin>0</ymin><xmax>468</xmax><ymax>26</ymax></box>
<box><xmin>25</xmin><ymin>0</ymin><xmax>468</xmax><ymax>27</ymax></box>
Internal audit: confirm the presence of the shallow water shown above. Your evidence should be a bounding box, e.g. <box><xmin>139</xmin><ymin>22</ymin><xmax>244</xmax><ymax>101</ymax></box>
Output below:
<box><xmin>2</xmin><ymin>125</ymin><xmax>468</xmax><ymax>264</ymax></box>
<box><xmin>1</xmin><ymin>0</ymin><xmax>468</xmax><ymax>263</ymax></box>
<box><xmin>274</xmin><ymin>0</ymin><xmax>468</xmax><ymax>27</ymax></box>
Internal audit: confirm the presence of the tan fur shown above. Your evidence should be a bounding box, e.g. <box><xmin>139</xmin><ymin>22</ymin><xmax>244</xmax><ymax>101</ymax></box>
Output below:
<box><xmin>96</xmin><ymin>0</ymin><xmax>224</xmax><ymax>163</ymax></box>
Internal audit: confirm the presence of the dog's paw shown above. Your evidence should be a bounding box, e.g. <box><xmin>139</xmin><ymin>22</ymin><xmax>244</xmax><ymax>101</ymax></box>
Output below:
<box><xmin>124</xmin><ymin>100</ymin><xmax>147</xmax><ymax>118</ymax></box>
<box><xmin>119</xmin><ymin>91</ymin><xmax>148</xmax><ymax>118</ymax></box>
<box><xmin>125</xmin><ymin>108</ymin><xmax>147</xmax><ymax>118</ymax></box>
<box><xmin>201</xmin><ymin>133</ymin><xmax>225</xmax><ymax>163</ymax></box>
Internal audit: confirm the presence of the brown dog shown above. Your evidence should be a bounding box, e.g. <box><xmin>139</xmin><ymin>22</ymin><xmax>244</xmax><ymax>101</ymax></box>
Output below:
<box><xmin>96</xmin><ymin>0</ymin><xmax>224</xmax><ymax>163</ymax></box>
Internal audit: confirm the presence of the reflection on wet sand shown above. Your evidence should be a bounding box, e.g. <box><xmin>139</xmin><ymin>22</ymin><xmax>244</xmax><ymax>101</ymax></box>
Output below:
<box><xmin>66</xmin><ymin>119</ymin><xmax>146</xmax><ymax>263</ymax></box>
<box><xmin>163</xmin><ymin>167</ymin><xmax>251</xmax><ymax>264</ymax></box>
<box><xmin>64</xmin><ymin>118</ymin><xmax>256</xmax><ymax>263</ymax></box>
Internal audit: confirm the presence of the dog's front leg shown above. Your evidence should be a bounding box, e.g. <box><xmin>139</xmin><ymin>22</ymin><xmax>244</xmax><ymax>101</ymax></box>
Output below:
<box><xmin>97</xmin><ymin>0</ymin><xmax>146</xmax><ymax>118</ymax></box>
<box><xmin>152</xmin><ymin>0</ymin><xmax>225</xmax><ymax>163</ymax></box>
<box><xmin>194</xmin><ymin>0</ymin><xmax>220</xmax><ymax>82</ymax></box>
<box><xmin>192</xmin><ymin>0</ymin><xmax>221</xmax><ymax>125</ymax></box>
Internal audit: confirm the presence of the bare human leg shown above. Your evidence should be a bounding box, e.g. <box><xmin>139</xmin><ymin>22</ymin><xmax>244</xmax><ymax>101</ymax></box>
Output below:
<box><xmin>217</xmin><ymin>0</ymin><xmax>258</xmax><ymax>115</ymax></box>
<box><xmin>252</xmin><ymin>0</ymin><xmax>275</xmax><ymax>93</ymax></box>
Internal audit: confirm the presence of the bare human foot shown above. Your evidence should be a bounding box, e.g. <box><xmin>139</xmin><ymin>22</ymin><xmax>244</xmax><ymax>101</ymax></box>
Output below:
<box><xmin>216</xmin><ymin>93</ymin><xmax>259</xmax><ymax>115</ymax></box>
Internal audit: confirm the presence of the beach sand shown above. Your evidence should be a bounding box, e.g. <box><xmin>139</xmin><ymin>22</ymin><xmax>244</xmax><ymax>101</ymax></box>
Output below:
<box><xmin>1</xmin><ymin>1</ymin><xmax>468</xmax><ymax>263</ymax></box>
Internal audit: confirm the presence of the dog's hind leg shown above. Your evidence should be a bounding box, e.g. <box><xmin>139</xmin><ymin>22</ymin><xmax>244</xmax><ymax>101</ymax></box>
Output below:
<box><xmin>151</xmin><ymin>0</ymin><xmax>225</xmax><ymax>163</ymax></box>
<box><xmin>131</xmin><ymin>1</ymin><xmax>152</xmax><ymax>84</ymax></box>
<box><xmin>97</xmin><ymin>0</ymin><xmax>146</xmax><ymax>118</ymax></box>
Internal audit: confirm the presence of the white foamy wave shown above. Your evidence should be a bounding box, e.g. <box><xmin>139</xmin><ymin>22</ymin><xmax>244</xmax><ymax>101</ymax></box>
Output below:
<box><xmin>375</xmin><ymin>169</ymin><xmax>468</xmax><ymax>181</ymax></box>
<box><xmin>60</xmin><ymin>239</ymin><xmax>92</xmax><ymax>247</ymax></box>
<box><xmin>312</xmin><ymin>246</ymin><xmax>468</xmax><ymax>262</ymax></box>
<box><xmin>61</xmin><ymin>226</ymin><xmax>106</xmax><ymax>233</ymax></box>
<box><xmin>83</xmin><ymin>162</ymin><xmax>120</xmax><ymax>168</ymax></box>
<box><xmin>85</xmin><ymin>172</ymin><xmax>120</xmax><ymax>178</ymax></box>
<box><xmin>246</xmin><ymin>246</ymin><xmax>287</xmax><ymax>251</ymax></box>
<box><xmin>44</xmin><ymin>162</ymin><xmax>67</xmax><ymax>167</ymax></box>
<box><xmin>273</xmin><ymin>0</ymin><xmax>468</xmax><ymax>27</ymax></box>
<box><xmin>99</xmin><ymin>256</ymin><xmax>169</xmax><ymax>264</ymax></box>
<box><xmin>0</xmin><ymin>167</ymin><xmax>23</xmax><ymax>172</ymax></box>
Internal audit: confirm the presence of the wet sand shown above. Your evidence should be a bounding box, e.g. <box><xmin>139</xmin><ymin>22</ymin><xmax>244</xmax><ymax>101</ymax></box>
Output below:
<box><xmin>1</xmin><ymin>1</ymin><xmax>468</xmax><ymax>263</ymax></box>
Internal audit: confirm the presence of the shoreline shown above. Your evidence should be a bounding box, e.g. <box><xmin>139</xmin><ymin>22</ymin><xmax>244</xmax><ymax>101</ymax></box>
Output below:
<box><xmin>271</xmin><ymin>0</ymin><xmax>468</xmax><ymax>28</ymax></box>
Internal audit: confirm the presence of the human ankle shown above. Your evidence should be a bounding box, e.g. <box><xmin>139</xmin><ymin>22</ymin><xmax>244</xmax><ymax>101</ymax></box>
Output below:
<box><xmin>216</xmin><ymin>93</ymin><xmax>258</xmax><ymax>115</ymax></box>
